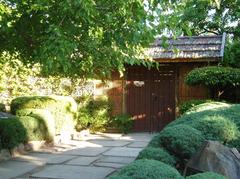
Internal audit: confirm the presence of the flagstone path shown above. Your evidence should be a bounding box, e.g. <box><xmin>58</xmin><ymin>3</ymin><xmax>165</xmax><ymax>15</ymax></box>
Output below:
<box><xmin>0</xmin><ymin>133</ymin><xmax>154</xmax><ymax>179</ymax></box>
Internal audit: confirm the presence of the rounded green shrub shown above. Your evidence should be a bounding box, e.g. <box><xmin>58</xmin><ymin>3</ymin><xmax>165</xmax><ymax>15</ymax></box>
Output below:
<box><xmin>107</xmin><ymin>159</ymin><xmax>183</xmax><ymax>179</ymax></box>
<box><xmin>18</xmin><ymin>116</ymin><xmax>53</xmax><ymax>142</ymax></box>
<box><xmin>11</xmin><ymin>96</ymin><xmax>77</xmax><ymax>134</ymax></box>
<box><xmin>159</xmin><ymin>124</ymin><xmax>205</xmax><ymax>159</ymax></box>
<box><xmin>137</xmin><ymin>147</ymin><xmax>176</xmax><ymax>166</ymax></box>
<box><xmin>147</xmin><ymin>134</ymin><xmax>162</xmax><ymax>148</ymax></box>
<box><xmin>186</xmin><ymin>172</ymin><xmax>227</xmax><ymax>179</ymax></box>
<box><xmin>16</xmin><ymin>108</ymin><xmax>55</xmax><ymax>140</ymax></box>
<box><xmin>0</xmin><ymin>117</ymin><xmax>27</xmax><ymax>149</ymax></box>
<box><xmin>179</xmin><ymin>100</ymin><xmax>213</xmax><ymax>115</ymax></box>
<box><xmin>0</xmin><ymin>103</ymin><xmax>6</xmax><ymax>112</ymax></box>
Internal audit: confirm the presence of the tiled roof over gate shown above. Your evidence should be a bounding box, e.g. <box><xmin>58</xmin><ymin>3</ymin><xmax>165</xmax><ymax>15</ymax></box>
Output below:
<box><xmin>145</xmin><ymin>33</ymin><xmax>226</xmax><ymax>62</ymax></box>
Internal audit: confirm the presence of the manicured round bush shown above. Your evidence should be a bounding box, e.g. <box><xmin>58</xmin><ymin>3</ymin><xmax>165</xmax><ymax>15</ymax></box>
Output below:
<box><xmin>186</xmin><ymin>172</ymin><xmax>227</xmax><ymax>179</ymax></box>
<box><xmin>147</xmin><ymin>134</ymin><xmax>162</xmax><ymax>148</ymax></box>
<box><xmin>137</xmin><ymin>147</ymin><xmax>176</xmax><ymax>166</ymax></box>
<box><xmin>168</xmin><ymin>102</ymin><xmax>240</xmax><ymax>149</ymax></box>
<box><xmin>107</xmin><ymin>159</ymin><xmax>183</xmax><ymax>179</ymax></box>
<box><xmin>16</xmin><ymin>108</ymin><xmax>55</xmax><ymax>140</ymax></box>
<box><xmin>18</xmin><ymin>116</ymin><xmax>53</xmax><ymax>142</ymax></box>
<box><xmin>159</xmin><ymin>124</ymin><xmax>205</xmax><ymax>159</ymax></box>
<box><xmin>0</xmin><ymin>117</ymin><xmax>27</xmax><ymax>150</ymax></box>
<box><xmin>11</xmin><ymin>96</ymin><xmax>77</xmax><ymax>134</ymax></box>
<box><xmin>0</xmin><ymin>103</ymin><xmax>6</xmax><ymax>112</ymax></box>
<box><xmin>179</xmin><ymin>99</ymin><xmax>213</xmax><ymax>115</ymax></box>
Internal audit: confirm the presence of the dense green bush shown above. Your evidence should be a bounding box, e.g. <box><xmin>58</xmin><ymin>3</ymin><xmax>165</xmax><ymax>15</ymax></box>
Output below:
<box><xmin>0</xmin><ymin>117</ymin><xmax>27</xmax><ymax>150</ymax></box>
<box><xmin>112</xmin><ymin>114</ymin><xmax>133</xmax><ymax>134</ymax></box>
<box><xmin>179</xmin><ymin>99</ymin><xmax>212</xmax><ymax>115</ymax></box>
<box><xmin>147</xmin><ymin>134</ymin><xmax>162</xmax><ymax>148</ymax></box>
<box><xmin>159</xmin><ymin>124</ymin><xmax>205</xmax><ymax>159</ymax></box>
<box><xmin>186</xmin><ymin>172</ymin><xmax>227</xmax><ymax>179</ymax></box>
<box><xmin>169</xmin><ymin>102</ymin><xmax>240</xmax><ymax>148</ymax></box>
<box><xmin>76</xmin><ymin>98</ymin><xmax>112</xmax><ymax>132</ymax></box>
<box><xmin>108</xmin><ymin>159</ymin><xmax>183</xmax><ymax>179</ymax></box>
<box><xmin>17</xmin><ymin>115</ymin><xmax>54</xmax><ymax>142</ymax></box>
<box><xmin>16</xmin><ymin>108</ymin><xmax>55</xmax><ymax>140</ymax></box>
<box><xmin>0</xmin><ymin>103</ymin><xmax>6</xmax><ymax>112</ymax></box>
<box><xmin>137</xmin><ymin>147</ymin><xmax>176</xmax><ymax>166</ymax></box>
<box><xmin>11</xmin><ymin>96</ymin><xmax>77</xmax><ymax>134</ymax></box>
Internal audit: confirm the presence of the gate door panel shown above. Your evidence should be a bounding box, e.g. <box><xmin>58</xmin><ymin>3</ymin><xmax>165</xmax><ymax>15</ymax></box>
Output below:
<box><xmin>126</xmin><ymin>66</ymin><xmax>175</xmax><ymax>132</ymax></box>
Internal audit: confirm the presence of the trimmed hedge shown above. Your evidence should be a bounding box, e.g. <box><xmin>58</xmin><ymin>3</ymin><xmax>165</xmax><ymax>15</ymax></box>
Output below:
<box><xmin>169</xmin><ymin>102</ymin><xmax>240</xmax><ymax>149</ymax></box>
<box><xmin>179</xmin><ymin>99</ymin><xmax>212</xmax><ymax>115</ymax></box>
<box><xmin>147</xmin><ymin>134</ymin><xmax>162</xmax><ymax>148</ymax></box>
<box><xmin>159</xmin><ymin>124</ymin><xmax>205</xmax><ymax>159</ymax></box>
<box><xmin>18</xmin><ymin>115</ymin><xmax>54</xmax><ymax>142</ymax></box>
<box><xmin>186</xmin><ymin>172</ymin><xmax>227</xmax><ymax>179</ymax></box>
<box><xmin>0</xmin><ymin>117</ymin><xmax>27</xmax><ymax>150</ymax></box>
<box><xmin>108</xmin><ymin>159</ymin><xmax>183</xmax><ymax>179</ymax></box>
<box><xmin>11</xmin><ymin>96</ymin><xmax>77</xmax><ymax>134</ymax></box>
<box><xmin>16</xmin><ymin>108</ymin><xmax>55</xmax><ymax>141</ymax></box>
<box><xmin>137</xmin><ymin>147</ymin><xmax>176</xmax><ymax>166</ymax></box>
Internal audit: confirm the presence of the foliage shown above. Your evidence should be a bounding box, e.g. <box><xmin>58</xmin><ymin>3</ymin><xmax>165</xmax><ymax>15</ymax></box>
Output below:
<box><xmin>185</xmin><ymin>66</ymin><xmax>240</xmax><ymax>99</ymax></box>
<box><xmin>137</xmin><ymin>147</ymin><xmax>176</xmax><ymax>166</ymax></box>
<box><xmin>0</xmin><ymin>0</ymin><xmax>161</xmax><ymax>78</ymax></box>
<box><xmin>18</xmin><ymin>116</ymin><xmax>53</xmax><ymax>142</ymax></box>
<box><xmin>11</xmin><ymin>96</ymin><xmax>77</xmax><ymax>134</ymax></box>
<box><xmin>16</xmin><ymin>109</ymin><xmax>55</xmax><ymax>141</ymax></box>
<box><xmin>0</xmin><ymin>117</ymin><xmax>27</xmax><ymax>150</ymax></box>
<box><xmin>112</xmin><ymin>114</ymin><xmax>133</xmax><ymax>134</ymax></box>
<box><xmin>169</xmin><ymin>102</ymin><xmax>240</xmax><ymax>149</ymax></box>
<box><xmin>0</xmin><ymin>52</ymin><xmax>93</xmax><ymax>105</ymax></box>
<box><xmin>0</xmin><ymin>103</ymin><xmax>6</xmax><ymax>112</ymax></box>
<box><xmin>223</xmin><ymin>40</ymin><xmax>240</xmax><ymax>68</ymax></box>
<box><xmin>147</xmin><ymin>134</ymin><xmax>162</xmax><ymax>148</ymax></box>
<box><xmin>159</xmin><ymin>124</ymin><xmax>205</xmax><ymax>159</ymax></box>
<box><xmin>186</xmin><ymin>172</ymin><xmax>227</xmax><ymax>179</ymax></box>
<box><xmin>179</xmin><ymin>99</ymin><xmax>213</xmax><ymax>115</ymax></box>
<box><xmin>76</xmin><ymin>97</ymin><xmax>112</xmax><ymax>132</ymax></box>
<box><xmin>107</xmin><ymin>159</ymin><xmax>183</xmax><ymax>179</ymax></box>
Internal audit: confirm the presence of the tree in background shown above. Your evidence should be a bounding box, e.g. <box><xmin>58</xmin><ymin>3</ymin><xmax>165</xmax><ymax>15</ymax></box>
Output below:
<box><xmin>0</xmin><ymin>0</ymin><xmax>162</xmax><ymax>78</ymax></box>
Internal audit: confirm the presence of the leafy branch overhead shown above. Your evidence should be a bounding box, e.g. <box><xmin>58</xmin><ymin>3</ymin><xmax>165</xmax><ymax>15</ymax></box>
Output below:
<box><xmin>0</xmin><ymin>0</ymin><xmax>162</xmax><ymax>78</ymax></box>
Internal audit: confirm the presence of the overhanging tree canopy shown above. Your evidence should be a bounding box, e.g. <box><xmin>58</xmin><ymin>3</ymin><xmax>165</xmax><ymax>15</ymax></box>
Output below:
<box><xmin>0</xmin><ymin>0</ymin><xmax>160</xmax><ymax>78</ymax></box>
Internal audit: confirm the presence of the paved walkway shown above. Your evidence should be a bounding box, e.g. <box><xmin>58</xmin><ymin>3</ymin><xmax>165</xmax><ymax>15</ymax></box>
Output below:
<box><xmin>0</xmin><ymin>133</ymin><xmax>154</xmax><ymax>179</ymax></box>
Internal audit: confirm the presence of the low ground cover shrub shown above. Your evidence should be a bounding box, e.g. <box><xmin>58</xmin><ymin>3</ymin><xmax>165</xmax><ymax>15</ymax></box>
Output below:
<box><xmin>179</xmin><ymin>99</ymin><xmax>213</xmax><ymax>115</ymax></box>
<box><xmin>108</xmin><ymin>159</ymin><xmax>183</xmax><ymax>179</ymax></box>
<box><xmin>0</xmin><ymin>117</ymin><xmax>27</xmax><ymax>150</ymax></box>
<box><xmin>186</xmin><ymin>172</ymin><xmax>227</xmax><ymax>179</ymax></box>
<box><xmin>159</xmin><ymin>124</ymin><xmax>205</xmax><ymax>159</ymax></box>
<box><xmin>11</xmin><ymin>96</ymin><xmax>77</xmax><ymax>134</ymax></box>
<box><xmin>137</xmin><ymin>147</ymin><xmax>176</xmax><ymax>166</ymax></box>
<box><xmin>112</xmin><ymin>114</ymin><xmax>133</xmax><ymax>134</ymax></box>
<box><xmin>76</xmin><ymin>98</ymin><xmax>112</xmax><ymax>132</ymax></box>
<box><xmin>147</xmin><ymin>134</ymin><xmax>162</xmax><ymax>148</ymax></box>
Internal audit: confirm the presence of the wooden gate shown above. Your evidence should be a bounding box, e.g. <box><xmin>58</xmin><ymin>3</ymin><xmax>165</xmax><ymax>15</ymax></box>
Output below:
<box><xmin>126</xmin><ymin>65</ymin><xmax>176</xmax><ymax>132</ymax></box>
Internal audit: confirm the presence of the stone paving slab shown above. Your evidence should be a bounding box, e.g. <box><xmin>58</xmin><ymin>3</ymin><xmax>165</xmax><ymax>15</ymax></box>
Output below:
<box><xmin>0</xmin><ymin>160</ymin><xmax>44</xmax><ymax>179</ymax></box>
<box><xmin>127</xmin><ymin>141</ymin><xmax>149</xmax><ymax>148</ymax></box>
<box><xmin>94</xmin><ymin>162</ymin><xmax>125</xmax><ymax>169</ymax></box>
<box><xmin>66</xmin><ymin>156</ymin><xmax>99</xmax><ymax>166</ymax></box>
<box><xmin>31</xmin><ymin>165</ymin><xmax>115</xmax><ymax>179</ymax></box>
<box><xmin>119</xmin><ymin>133</ymin><xmax>154</xmax><ymax>142</ymax></box>
<box><xmin>88</xmin><ymin>140</ymin><xmax>130</xmax><ymax>147</ymax></box>
<box><xmin>14</xmin><ymin>153</ymin><xmax>76</xmax><ymax>164</ymax></box>
<box><xmin>103</xmin><ymin>147</ymin><xmax>143</xmax><ymax>157</ymax></box>
<box><xmin>63</xmin><ymin>147</ymin><xmax>109</xmax><ymax>156</ymax></box>
<box><xmin>97</xmin><ymin>156</ymin><xmax>135</xmax><ymax>164</ymax></box>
